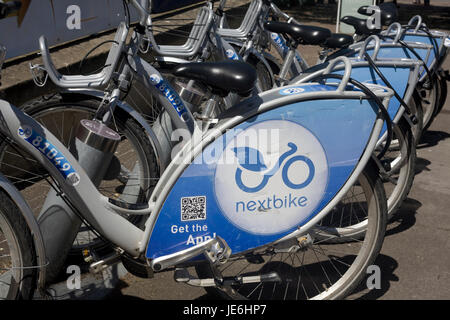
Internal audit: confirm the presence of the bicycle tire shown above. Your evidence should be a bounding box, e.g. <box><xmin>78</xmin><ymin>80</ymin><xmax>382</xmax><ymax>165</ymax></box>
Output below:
<box><xmin>0</xmin><ymin>190</ymin><xmax>36</xmax><ymax>300</ymax></box>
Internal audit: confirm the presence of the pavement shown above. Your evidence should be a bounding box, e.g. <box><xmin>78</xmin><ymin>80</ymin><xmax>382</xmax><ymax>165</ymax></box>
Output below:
<box><xmin>1</xmin><ymin>0</ymin><xmax>450</xmax><ymax>300</ymax></box>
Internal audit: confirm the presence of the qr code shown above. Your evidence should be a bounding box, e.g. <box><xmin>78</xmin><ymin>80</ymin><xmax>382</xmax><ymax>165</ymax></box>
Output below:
<box><xmin>181</xmin><ymin>196</ymin><xmax>206</xmax><ymax>221</ymax></box>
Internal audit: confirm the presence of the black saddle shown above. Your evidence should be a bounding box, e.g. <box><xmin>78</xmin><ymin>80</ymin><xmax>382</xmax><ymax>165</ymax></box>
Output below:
<box><xmin>173</xmin><ymin>61</ymin><xmax>257</xmax><ymax>97</ymax></box>
<box><xmin>340</xmin><ymin>16</ymin><xmax>380</xmax><ymax>36</ymax></box>
<box><xmin>323</xmin><ymin>33</ymin><xmax>354</xmax><ymax>49</ymax></box>
<box><xmin>264</xmin><ymin>21</ymin><xmax>332</xmax><ymax>46</ymax></box>
<box><xmin>358</xmin><ymin>2</ymin><xmax>398</xmax><ymax>26</ymax></box>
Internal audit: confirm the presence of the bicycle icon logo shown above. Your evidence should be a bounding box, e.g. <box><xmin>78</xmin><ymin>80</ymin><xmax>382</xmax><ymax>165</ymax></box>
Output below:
<box><xmin>232</xmin><ymin>142</ymin><xmax>315</xmax><ymax>193</ymax></box>
<box><xmin>279</xmin><ymin>87</ymin><xmax>305</xmax><ymax>95</ymax></box>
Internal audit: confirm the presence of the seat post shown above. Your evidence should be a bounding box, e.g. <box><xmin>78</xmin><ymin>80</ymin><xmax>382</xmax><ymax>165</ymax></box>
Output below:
<box><xmin>279</xmin><ymin>41</ymin><xmax>298</xmax><ymax>86</ymax></box>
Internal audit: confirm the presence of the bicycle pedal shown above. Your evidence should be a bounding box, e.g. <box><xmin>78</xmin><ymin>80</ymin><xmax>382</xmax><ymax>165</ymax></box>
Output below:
<box><xmin>89</xmin><ymin>252</ymin><xmax>121</xmax><ymax>274</ymax></box>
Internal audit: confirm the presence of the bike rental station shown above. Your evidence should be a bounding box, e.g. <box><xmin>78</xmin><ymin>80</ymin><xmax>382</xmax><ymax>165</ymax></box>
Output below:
<box><xmin>0</xmin><ymin>0</ymin><xmax>449</xmax><ymax>304</ymax></box>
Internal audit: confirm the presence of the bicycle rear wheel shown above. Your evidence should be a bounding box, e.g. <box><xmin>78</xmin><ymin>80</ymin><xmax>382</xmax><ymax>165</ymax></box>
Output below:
<box><xmin>195</xmin><ymin>159</ymin><xmax>387</xmax><ymax>300</ymax></box>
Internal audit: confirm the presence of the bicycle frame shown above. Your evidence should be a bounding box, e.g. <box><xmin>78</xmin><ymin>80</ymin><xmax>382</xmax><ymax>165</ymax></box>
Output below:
<box><xmin>217</xmin><ymin>1</ymin><xmax>447</xmax><ymax>88</ymax></box>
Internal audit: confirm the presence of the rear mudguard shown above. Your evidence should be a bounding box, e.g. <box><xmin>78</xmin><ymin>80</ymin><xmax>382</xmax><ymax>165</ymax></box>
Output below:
<box><xmin>143</xmin><ymin>81</ymin><xmax>393</xmax><ymax>260</ymax></box>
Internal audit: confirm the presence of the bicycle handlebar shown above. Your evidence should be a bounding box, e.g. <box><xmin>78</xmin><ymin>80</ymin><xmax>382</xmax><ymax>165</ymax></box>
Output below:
<box><xmin>130</xmin><ymin>0</ymin><xmax>151</xmax><ymax>25</ymax></box>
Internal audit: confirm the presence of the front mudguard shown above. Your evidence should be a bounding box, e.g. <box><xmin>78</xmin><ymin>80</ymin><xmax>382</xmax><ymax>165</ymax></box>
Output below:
<box><xmin>0</xmin><ymin>173</ymin><xmax>47</xmax><ymax>295</ymax></box>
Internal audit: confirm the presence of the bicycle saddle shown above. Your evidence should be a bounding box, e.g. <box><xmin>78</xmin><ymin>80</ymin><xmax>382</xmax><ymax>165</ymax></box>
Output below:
<box><xmin>323</xmin><ymin>33</ymin><xmax>354</xmax><ymax>49</ymax></box>
<box><xmin>264</xmin><ymin>21</ymin><xmax>332</xmax><ymax>46</ymax></box>
<box><xmin>340</xmin><ymin>16</ymin><xmax>380</xmax><ymax>36</ymax></box>
<box><xmin>358</xmin><ymin>3</ymin><xmax>398</xmax><ymax>26</ymax></box>
<box><xmin>173</xmin><ymin>61</ymin><xmax>257</xmax><ymax>97</ymax></box>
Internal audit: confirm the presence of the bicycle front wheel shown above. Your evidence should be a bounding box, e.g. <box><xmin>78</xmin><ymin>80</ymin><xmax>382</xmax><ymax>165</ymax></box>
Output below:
<box><xmin>0</xmin><ymin>190</ymin><xmax>36</xmax><ymax>300</ymax></box>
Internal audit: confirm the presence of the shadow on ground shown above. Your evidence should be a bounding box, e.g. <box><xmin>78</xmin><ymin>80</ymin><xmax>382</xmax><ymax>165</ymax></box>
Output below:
<box><xmin>417</xmin><ymin>130</ymin><xmax>450</xmax><ymax>149</ymax></box>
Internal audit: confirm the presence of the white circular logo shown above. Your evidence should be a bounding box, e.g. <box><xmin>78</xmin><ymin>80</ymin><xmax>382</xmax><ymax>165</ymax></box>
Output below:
<box><xmin>214</xmin><ymin>120</ymin><xmax>328</xmax><ymax>235</ymax></box>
